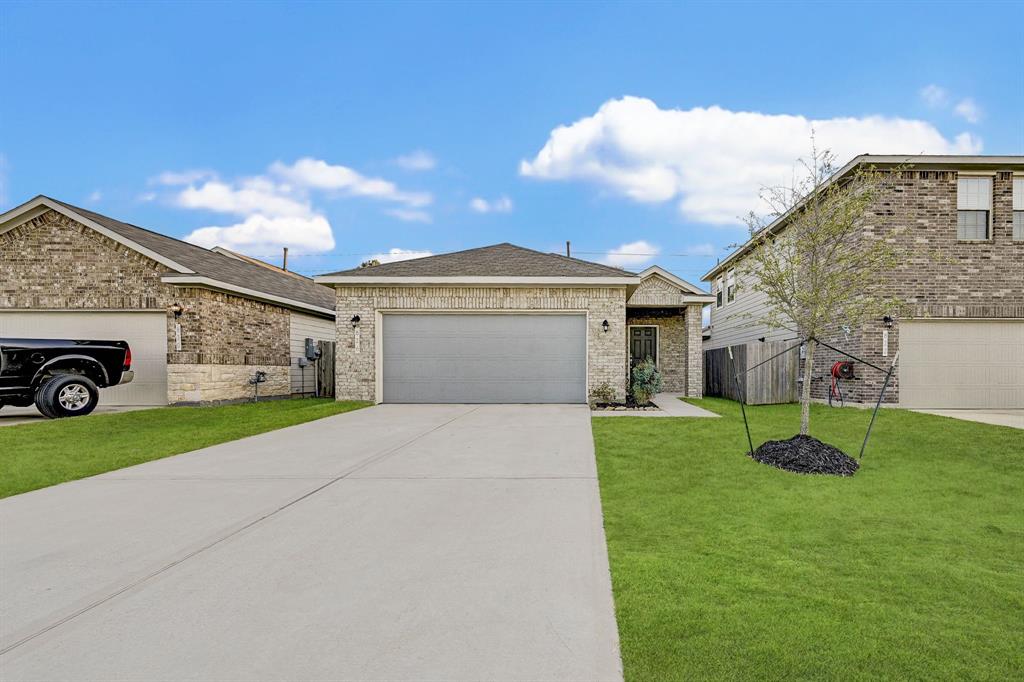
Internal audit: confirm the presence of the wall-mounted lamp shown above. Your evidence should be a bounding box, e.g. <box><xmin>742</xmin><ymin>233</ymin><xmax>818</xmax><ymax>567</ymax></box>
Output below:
<box><xmin>350</xmin><ymin>315</ymin><xmax>361</xmax><ymax>328</ymax></box>
<box><xmin>170</xmin><ymin>303</ymin><xmax>185</xmax><ymax>318</ymax></box>
<box><xmin>601</xmin><ymin>319</ymin><xmax>609</xmax><ymax>333</ymax></box>
<box><xmin>882</xmin><ymin>315</ymin><xmax>894</xmax><ymax>329</ymax></box>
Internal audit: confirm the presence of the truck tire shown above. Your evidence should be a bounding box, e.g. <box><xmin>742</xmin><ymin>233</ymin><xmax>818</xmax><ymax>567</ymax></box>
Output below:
<box><xmin>35</xmin><ymin>375</ymin><xmax>100</xmax><ymax>418</ymax></box>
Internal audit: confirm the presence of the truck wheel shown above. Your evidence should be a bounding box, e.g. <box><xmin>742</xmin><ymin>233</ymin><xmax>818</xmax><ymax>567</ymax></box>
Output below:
<box><xmin>36</xmin><ymin>375</ymin><xmax>100</xmax><ymax>418</ymax></box>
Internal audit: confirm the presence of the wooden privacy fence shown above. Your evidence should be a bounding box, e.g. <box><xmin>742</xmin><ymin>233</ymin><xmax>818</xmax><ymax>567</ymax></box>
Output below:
<box><xmin>704</xmin><ymin>340</ymin><xmax>799</xmax><ymax>405</ymax></box>
<box><xmin>316</xmin><ymin>340</ymin><xmax>336</xmax><ymax>398</ymax></box>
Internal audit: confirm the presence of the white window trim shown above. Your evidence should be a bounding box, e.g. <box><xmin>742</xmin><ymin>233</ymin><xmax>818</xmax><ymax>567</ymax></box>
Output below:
<box><xmin>725</xmin><ymin>269</ymin><xmax>737</xmax><ymax>304</ymax></box>
<box><xmin>957</xmin><ymin>175</ymin><xmax>993</xmax><ymax>241</ymax></box>
<box><xmin>715</xmin><ymin>276</ymin><xmax>724</xmax><ymax>308</ymax></box>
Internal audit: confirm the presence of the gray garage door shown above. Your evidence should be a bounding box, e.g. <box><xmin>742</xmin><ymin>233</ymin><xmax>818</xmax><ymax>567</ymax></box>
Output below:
<box><xmin>900</xmin><ymin>320</ymin><xmax>1024</xmax><ymax>408</ymax></box>
<box><xmin>382</xmin><ymin>314</ymin><xmax>587</xmax><ymax>403</ymax></box>
<box><xmin>0</xmin><ymin>311</ymin><xmax>168</xmax><ymax>405</ymax></box>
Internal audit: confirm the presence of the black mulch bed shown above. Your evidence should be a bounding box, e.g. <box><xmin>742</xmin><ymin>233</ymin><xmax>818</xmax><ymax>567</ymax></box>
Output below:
<box><xmin>749</xmin><ymin>434</ymin><xmax>860</xmax><ymax>477</ymax></box>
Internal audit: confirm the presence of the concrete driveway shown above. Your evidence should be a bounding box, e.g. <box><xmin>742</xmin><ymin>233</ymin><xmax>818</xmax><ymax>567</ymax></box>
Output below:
<box><xmin>0</xmin><ymin>404</ymin><xmax>621</xmax><ymax>681</ymax></box>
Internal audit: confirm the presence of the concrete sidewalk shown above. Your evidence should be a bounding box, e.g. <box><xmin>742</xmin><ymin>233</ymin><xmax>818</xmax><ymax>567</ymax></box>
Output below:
<box><xmin>592</xmin><ymin>393</ymin><xmax>720</xmax><ymax>418</ymax></box>
<box><xmin>913</xmin><ymin>408</ymin><xmax>1024</xmax><ymax>430</ymax></box>
<box><xmin>0</xmin><ymin>404</ymin><xmax>622</xmax><ymax>681</ymax></box>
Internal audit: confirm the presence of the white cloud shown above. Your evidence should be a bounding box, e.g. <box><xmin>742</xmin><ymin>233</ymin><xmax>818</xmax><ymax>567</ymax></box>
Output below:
<box><xmin>164</xmin><ymin>157</ymin><xmax>432</xmax><ymax>255</ymax></box>
<box><xmin>385</xmin><ymin>208</ymin><xmax>432</xmax><ymax>223</ymax></box>
<box><xmin>602</xmin><ymin>240</ymin><xmax>659</xmax><ymax>268</ymax></box>
<box><xmin>269</xmin><ymin>158</ymin><xmax>432</xmax><ymax>207</ymax></box>
<box><xmin>87</xmin><ymin>190</ymin><xmax>102</xmax><ymax>203</ymax></box>
<box><xmin>953</xmin><ymin>98</ymin><xmax>982</xmax><ymax>123</ymax></box>
<box><xmin>367</xmin><ymin>248</ymin><xmax>433</xmax><ymax>264</ymax></box>
<box><xmin>178</xmin><ymin>178</ymin><xmax>312</xmax><ymax>218</ymax></box>
<box><xmin>186</xmin><ymin>214</ymin><xmax>334</xmax><ymax>253</ymax></box>
<box><xmin>520</xmin><ymin>96</ymin><xmax>982</xmax><ymax>224</ymax></box>
<box><xmin>919</xmin><ymin>84</ymin><xmax>949</xmax><ymax>108</ymax></box>
<box><xmin>395</xmin><ymin>150</ymin><xmax>437</xmax><ymax>171</ymax></box>
<box><xmin>138</xmin><ymin>191</ymin><xmax>157</xmax><ymax>202</ymax></box>
<box><xmin>151</xmin><ymin>169</ymin><xmax>217</xmax><ymax>186</ymax></box>
<box><xmin>469</xmin><ymin>195</ymin><xmax>514</xmax><ymax>213</ymax></box>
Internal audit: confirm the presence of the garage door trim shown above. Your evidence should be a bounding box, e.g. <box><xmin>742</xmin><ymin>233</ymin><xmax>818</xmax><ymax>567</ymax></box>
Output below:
<box><xmin>375</xmin><ymin>309</ymin><xmax>590</xmax><ymax>404</ymax></box>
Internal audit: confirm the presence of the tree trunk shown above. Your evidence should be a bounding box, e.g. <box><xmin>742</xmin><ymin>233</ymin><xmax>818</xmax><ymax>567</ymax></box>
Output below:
<box><xmin>800</xmin><ymin>340</ymin><xmax>815</xmax><ymax>435</ymax></box>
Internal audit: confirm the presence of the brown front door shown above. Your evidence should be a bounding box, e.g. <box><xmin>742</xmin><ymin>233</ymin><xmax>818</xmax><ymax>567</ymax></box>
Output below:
<box><xmin>630</xmin><ymin>326</ymin><xmax>657</xmax><ymax>367</ymax></box>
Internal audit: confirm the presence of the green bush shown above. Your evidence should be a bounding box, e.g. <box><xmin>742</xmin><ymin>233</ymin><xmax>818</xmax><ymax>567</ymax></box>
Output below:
<box><xmin>588</xmin><ymin>381</ymin><xmax>616</xmax><ymax>407</ymax></box>
<box><xmin>630</xmin><ymin>357</ymin><xmax>663</xmax><ymax>405</ymax></box>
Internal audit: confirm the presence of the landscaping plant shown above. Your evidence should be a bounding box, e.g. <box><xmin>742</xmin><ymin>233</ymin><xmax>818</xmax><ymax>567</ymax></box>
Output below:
<box><xmin>629</xmin><ymin>357</ymin><xmax>662</xmax><ymax>405</ymax></box>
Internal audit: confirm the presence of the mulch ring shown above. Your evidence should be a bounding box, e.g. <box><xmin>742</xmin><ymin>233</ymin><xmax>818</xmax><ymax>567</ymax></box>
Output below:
<box><xmin>749</xmin><ymin>434</ymin><xmax>860</xmax><ymax>477</ymax></box>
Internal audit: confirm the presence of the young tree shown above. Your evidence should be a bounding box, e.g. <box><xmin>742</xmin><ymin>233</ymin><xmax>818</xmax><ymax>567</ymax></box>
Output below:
<box><xmin>740</xmin><ymin>143</ymin><xmax>905</xmax><ymax>435</ymax></box>
<box><xmin>359</xmin><ymin>258</ymin><xmax>381</xmax><ymax>268</ymax></box>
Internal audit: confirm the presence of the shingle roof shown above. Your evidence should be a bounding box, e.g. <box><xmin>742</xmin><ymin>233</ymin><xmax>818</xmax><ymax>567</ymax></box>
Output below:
<box><xmin>321</xmin><ymin>243</ymin><xmax>636</xmax><ymax>278</ymax></box>
<box><xmin>47</xmin><ymin>198</ymin><xmax>336</xmax><ymax>312</ymax></box>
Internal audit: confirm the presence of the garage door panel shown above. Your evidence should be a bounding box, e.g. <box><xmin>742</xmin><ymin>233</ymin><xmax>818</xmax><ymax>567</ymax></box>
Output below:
<box><xmin>900</xmin><ymin>320</ymin><xmax>1024</xmax><ymax>409</ymax></box>
<box><xmin>0</xmin><ymin>312</ymin><xmax>168</xmax><ymax>405</ymax></box>
<box><xmin>382</xmin><ymin>314</ymin><xmax>586</xmax><ymax>403</ymax></box>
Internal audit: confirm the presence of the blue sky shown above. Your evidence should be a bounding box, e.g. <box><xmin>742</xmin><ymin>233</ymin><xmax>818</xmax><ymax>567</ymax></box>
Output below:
<box><xmin>1</xmin><ymin>1</ymin><xmax>1021</xmax><ymax>284</ymax></box>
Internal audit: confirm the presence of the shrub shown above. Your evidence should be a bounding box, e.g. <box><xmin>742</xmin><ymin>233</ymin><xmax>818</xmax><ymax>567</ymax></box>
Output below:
<box><xmin>630</xmin><ymin>357</ymin><xmax>663</xmax><ymax>405</ymax></box>
<box><xmin>589</xmin><ymin>381</ymin><xmax>616</xmax><ymax>407</ymax></box>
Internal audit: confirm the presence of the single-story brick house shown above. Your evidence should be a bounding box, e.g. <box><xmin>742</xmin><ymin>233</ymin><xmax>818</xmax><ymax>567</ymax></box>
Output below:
<box><xmin>0</xmin><ymin>196</ymin><xmax>336</xmax><ymax>405</ymax></box>
<box><xmin>314</xmin><ymin>243</ymin><xmax>713</xmax><ymax>403</ymax></box>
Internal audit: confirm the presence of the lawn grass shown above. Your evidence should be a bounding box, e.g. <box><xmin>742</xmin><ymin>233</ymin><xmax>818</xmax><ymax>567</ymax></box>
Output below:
<box><xmin>0</xmin><ymin>398</ymin><xmax>370</xmax><ymax>498</ymax></box>
<box><xmin>592</xmin><ymin>398</ymin><xmax>1023</xmax><ymax>681</ymax></box>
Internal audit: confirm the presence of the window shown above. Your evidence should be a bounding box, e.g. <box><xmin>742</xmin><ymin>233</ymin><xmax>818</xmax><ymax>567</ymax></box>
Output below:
<box><xmin>957</xmin><ymin>176</ymin><xmax>992</xmax><ymax>240</ymax></box>
<box><xmin>1014</xmin><ymin>177</ymin><xmax>1023</xmax><ymax>241</ymax></box>
<box><xmin>715</xmin><ymin>276</ymin><xmax>723</xmax><ymax>308</ymax></box>
<box><xmin>726</xmin><ymin>270</ymin><xmax>736</xmax><ymax>303</ymax></box>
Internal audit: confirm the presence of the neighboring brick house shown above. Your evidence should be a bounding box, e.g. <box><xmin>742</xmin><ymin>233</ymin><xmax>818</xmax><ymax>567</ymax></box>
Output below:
<box><xmin>314</xmin><ymin>244</ymin><xmax>712</xmax><ymax>404</ymax></box>
<box><xmin>703</xmin><ymin>155</ymin><xmax>1024</xmax><ymax>409</ymax></box>
<box><xmin>0</xmin><ymin>195</ymin><xmax>336</xmax><ymax>405</ymax></box>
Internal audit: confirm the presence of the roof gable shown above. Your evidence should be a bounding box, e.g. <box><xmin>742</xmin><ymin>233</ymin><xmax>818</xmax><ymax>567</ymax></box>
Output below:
<box><xmin>318</xmin><ymin>243</ymin><xmax>637</xmax><ymax>280</ymax></box>
<box><xmin>0</xmin><ymin>195</ymin><xmax>336</xmax><ymax>315</ymax></box>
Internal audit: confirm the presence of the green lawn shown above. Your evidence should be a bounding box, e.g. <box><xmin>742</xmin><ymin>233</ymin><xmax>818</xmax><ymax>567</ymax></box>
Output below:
<box><xmin>592</xmin><ymin>398</ymin><xmax>1023</xmax><ymax>681</ymax></box>
<box><xmin>0</xmin><ymin>399</ymin><xmax>369</xmax><ymax>498</ymax></box>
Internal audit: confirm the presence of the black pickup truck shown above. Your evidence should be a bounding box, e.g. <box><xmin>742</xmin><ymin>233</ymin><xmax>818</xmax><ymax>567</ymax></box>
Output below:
<box><xmin>0</xmin><ymin>339</ymin><xmax>134</xmax><ymax>418</ymax></box>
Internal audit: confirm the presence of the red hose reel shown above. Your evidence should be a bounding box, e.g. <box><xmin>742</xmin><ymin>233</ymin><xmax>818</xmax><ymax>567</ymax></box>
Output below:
<box><xmin>831</xmin><ymin>361</ymin><xmax>855</xmax><ymax>379</ymax></box>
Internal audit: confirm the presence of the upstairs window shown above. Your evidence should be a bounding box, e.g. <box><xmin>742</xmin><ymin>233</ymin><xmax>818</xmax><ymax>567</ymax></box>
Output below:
<box><xmin>726</xmin><ymin>270</ymin><xmax>737</xmax><ymax>304</ymax></box>
<box><xmin>1014</xmin><ymin>177</ymin><xmax>1023</xmax><ymax>241</ymax></box>
<box><xmin>715</xmin><ymin>276</ymin><xmax>724</xmax><ymax>308</ymax></box>
<box><xmin>957</xmin><ymin>176</ymin><xmax>992</xmax><ymax>240</ymax></box>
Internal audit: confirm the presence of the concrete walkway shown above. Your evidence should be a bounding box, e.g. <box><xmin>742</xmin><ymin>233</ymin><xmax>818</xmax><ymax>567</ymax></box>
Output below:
<box><xmin>592</xmin><ymin>392</ymin><xmax>720</xmax><ymax>418</ymax></box>
<box><xmin>0</xmin><ymin>404</ymin><xmax>622</xmax><ymax>681</ymax></box>
<box><xmin>912</xmin><ymin>408</ymin><xmax>1024</xmax><ymax>430</ymax></box>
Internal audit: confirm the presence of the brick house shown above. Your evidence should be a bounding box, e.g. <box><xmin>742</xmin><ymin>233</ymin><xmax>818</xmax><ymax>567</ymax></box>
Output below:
<box><xmin>703</xmin><ymin>155</ymin><xmax>1024</xmax><ymax>409</ymax></box>
<box><xmin>314</xmin><ymin>243</ymin><xmax>713</xmax><ymax>403</ymax></box>
<box><xmin>0</xmin><ymin>196</ymin><xmax>337</xmax><ymax>405</ymax></box>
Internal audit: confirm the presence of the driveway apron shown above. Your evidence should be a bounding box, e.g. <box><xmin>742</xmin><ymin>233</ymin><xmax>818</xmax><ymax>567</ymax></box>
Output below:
<box><xmin>0</xmin><ymin>403</ymin><xmax>622</xmax><ymax>681</ymax></box>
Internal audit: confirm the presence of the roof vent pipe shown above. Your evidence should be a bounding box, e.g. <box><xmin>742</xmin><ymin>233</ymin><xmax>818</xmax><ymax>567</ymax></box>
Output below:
<box><xmin>282</xmin><ymin>247</ymin><xmax>288</xmax><ymax>271</ymax></box>
<box><xmin>566</xmin><ymin>241</ymin><xmax>571</xmax><ymax>258</ymax></box>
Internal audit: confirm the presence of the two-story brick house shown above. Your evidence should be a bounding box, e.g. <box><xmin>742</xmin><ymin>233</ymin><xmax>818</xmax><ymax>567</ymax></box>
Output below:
<box><xmin>703</xmin><ymin>155</ymin><xmax>1024</xmax><ymax>409</ymax></box>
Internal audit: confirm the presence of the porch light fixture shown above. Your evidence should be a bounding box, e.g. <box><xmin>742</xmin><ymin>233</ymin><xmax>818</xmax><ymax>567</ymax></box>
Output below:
<box><xmin>601</xmin><ymin>319</ymin><xmax>609</xmax><ymax>333</ymax></box>
<box><xmin>882</xmin><ymin>315</ymin><xmax>894</xmax><ymax>329</ymax></box>
<box><xmin>170</xmin><ymin>303</ymin><xmax>184</xmax><ymax>318</ymax></box>
<box><xmin>350</xmin><ymin>315</ymin><xmax>361</xmax><ymax>328</ymax></box>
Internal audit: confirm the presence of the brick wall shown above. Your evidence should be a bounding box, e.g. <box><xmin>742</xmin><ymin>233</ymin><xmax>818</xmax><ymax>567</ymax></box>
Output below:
<box><xmin>2</xmin><ymin>209</ymin><xmax>293</xmax><ymax>403</ymax></box>
<box><xmin>626</xmin><ymin>309</ymin><xmax>687</xmax><ymax>393</ymax></box>
<box><xmin>813</xmin><ymin>169</ymin><xmax>1024</xmax><ymax>403</ymax></box>
<box><xmin>332</xmin><ymin>285</ymin><xmax>628</xmax><ymax>402</ymax></box>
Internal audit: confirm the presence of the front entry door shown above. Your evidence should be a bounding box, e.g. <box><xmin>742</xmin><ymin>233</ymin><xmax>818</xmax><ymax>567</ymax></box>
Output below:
<box><xmin>630</xmin><ymin>326</ymin><xmax>657</xmax><ymax>367</ymax></box>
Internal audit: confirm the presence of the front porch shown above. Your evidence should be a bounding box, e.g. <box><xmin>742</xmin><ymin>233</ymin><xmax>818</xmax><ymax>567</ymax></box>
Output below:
<box><xmin>625</xmin><ymin>266</ymin><xmax>714</xmax><ymax>398</ymax></box>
